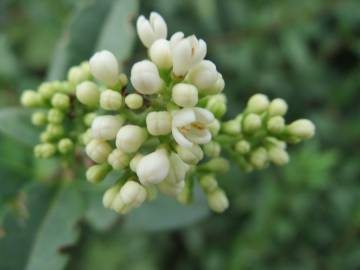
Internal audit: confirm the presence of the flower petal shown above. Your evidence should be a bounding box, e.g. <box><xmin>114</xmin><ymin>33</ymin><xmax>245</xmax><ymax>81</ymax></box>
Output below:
<box><xmin>193</xmin><ymin>107</ymin><xmax>214</xmax><ymax>124</ymax></box>
<box><xmin>172</xmin><ymin>108</ymin><xmax>196</xmax><ymax>127</ymax></box>
<box><xmin>172</xmin><ymin>127</ymin><xmax>193</xmax><ymax>147</ymax></box>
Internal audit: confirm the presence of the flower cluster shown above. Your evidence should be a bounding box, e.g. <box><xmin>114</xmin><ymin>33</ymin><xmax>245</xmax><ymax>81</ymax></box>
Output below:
<box><xmin>21</xmin><ymin>11</ymin><xmax>315</xmax><ymax>214</ymax></box>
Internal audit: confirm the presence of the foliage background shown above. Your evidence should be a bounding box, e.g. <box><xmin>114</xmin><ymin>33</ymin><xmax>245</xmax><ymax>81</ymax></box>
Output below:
<box><xmin>0</xmin><ymin>0</ymin><xmax>360</xmax><ymax>269</ymax></box>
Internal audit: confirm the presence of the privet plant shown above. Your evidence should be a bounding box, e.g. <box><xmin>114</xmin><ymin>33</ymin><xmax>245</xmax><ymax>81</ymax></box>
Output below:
<box><xmin>20</xmin><ymin>12</ymin><xmax>315</xmax><ymax>214</ymax></box>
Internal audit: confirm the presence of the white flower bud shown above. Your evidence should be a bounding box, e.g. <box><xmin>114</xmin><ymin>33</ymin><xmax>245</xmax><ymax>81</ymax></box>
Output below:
<box><xmin>119</xmin><ymin>180</ymin><xmax>147</xmax><ymax>208</ymax></box>
<box><xmin>146</xmin><ymin>111</ymin><xmax>172</xmax><ymax>136</ymax></box>
<box><xmin>207</xmin><ymin>188</ymin><xmax>229</xmax><ymax>213</ymax></box>
<box><xmin>247</xmin><ymin>94</ymin><xmax>270</xmax><ymax>114</ymax></box>
<box><xmin>103</xmin><ymin>185</ymin><xmax>120</xmax><ymax>208</ymax></box>
<box><xmin>107</xmin><ymin>149</ymin><xmax>131</xmax><ymax>170</ymax></box>
<box><xmin>287</xmin><ymin>119</ymin><xmax>315</xmax><ymax>139</ymax></box>
<box><xmin>267</xmin><ymin>116</ymin><xmax>285</xmax><ymax>134</ymax></box>
<box><xmin>172</xmin><ymin>34</ymin><xmax>207</xmax><ymax>76</ymax></box>
<box><xmin>100</xmin><ymin>90</ymin><xmax>123</xmax><ymax>110</ymax></box>
<box><xmin>243</xmin><ymin>113</ymin><xmax>262</xmax><ymax>133</ymax></box>
<box><xmin>205</xmin><ymin>73</ymin><xmax>225</xmax><ymax>95</ymax></box>
<box><xmin>116</xmin><ymin>125</ymin><xmax>147</xmax><ymax>153</ymax></box>
<box><xmin>86</xmin><ymin>139</ymin><xmax>112</xmax><ymax>163</ymax></box>
<box><xmin>159</xmin><ymin>179</ymin><xmax>185</xmax><ymax>196</ymax></box>
<box><xmin>125</xmin><ymin>93</ymin><xmax>143</xmax><ymax>109</ymax></box>
<box><xmin>268</xmin><ymin>98</ymin><xmax>288</xmax><ymax>116</ymax></box>
<box><xmin>136</xmin><ymin>12</ymin><xmax>167</xmax><ymax>48</ymax></box>
<box><xmin>76</xmin><ymin>81</ymin><xmax>100</xmax><ymax>107</ymax></box>
<box><xmin>89</xmin><ymin>50</ymin><xmax>119</xmax><ymax>86</ymax></box>
<box><xmin>86</xmin><ymin>163</ymin><xmax>110</xmax><ymax>183</ymax></box>
<box><xmin>67</xmin><ymin>66</ymin><xmax>90</xmax><ymax>85</ymax></box>
<box><xmin>129</xmin><ymin>153</ymin><xmax>144</xmax><ymax>172</ymax></box>
<box><xmin>91</xmin><ymin>115</ymin><xmax>124</xmax><ymax>140</ymax></box>
<box><xmin>268</xmin><ymin>146</ymin><xmax>289</xmax><ymax>166</ymax></box>
<box><xmin>176</xmin><ymin>144</ymin><xmax>204</xmax><ymax>165</ymax></box>
<box><xmin>172</xmin><ymin>83</ymin><xmax>198</xmax><ymax>107</ymax></box>
<box><xmin>136</xmin><ymin>149</ymin><xmax>170</xmax><ymax>185</ymax></box>
<box><xmin>250</xmin><ymin>147</ymin><xmax>268</xmax><ymax>169</ymax></box>
<box><xmin>130</xmin><ymin>60</ymin><xmax>164</xmax><ymax>95</ymax></box>
<box><xmin>206</xmin><ymin>94</ymin><xmax>227</xmax><ymax>118</ymax></box>
<box><xmin>149</xmin><ymin>39</ymin><xmax>172</xmax><ymax>69</ymax></box>
<box><xmin>187</xmin><ymin>60</ymin><xmax>218</xmax><ymax>90</ymax></box>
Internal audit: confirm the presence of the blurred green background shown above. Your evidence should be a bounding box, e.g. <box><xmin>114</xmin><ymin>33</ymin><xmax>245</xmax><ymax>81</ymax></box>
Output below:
<box><xmin>1</xmin><ymin>0</ymin><xmax>360</xmax><ymax>269</ymax></box>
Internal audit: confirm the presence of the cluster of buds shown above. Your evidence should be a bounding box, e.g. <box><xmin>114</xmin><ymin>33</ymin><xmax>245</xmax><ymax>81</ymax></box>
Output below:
<box><xmin>21</xmin><ymin>11</ymin><xmax>315</xmax><ymax>215</ymax></box>
<box><xmin>20</xmin><ymin>62</ymin><xmax>96</xmax><ymax>159</ymax></box>
<box><xmin>220</xmin><ymin>94</ymin><xmax>315</xmax><ymax>171</ymax></box>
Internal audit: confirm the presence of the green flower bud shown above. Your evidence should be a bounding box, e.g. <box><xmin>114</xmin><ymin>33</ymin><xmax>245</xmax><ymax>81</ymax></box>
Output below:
<box><xmin>86</xmin><ymin>163</ymin><xmax>111</xmax><ymax>183</ymax></box>
<box><xmin>107</xmin><ymin>149</ymin><xmax>131</xmax><ymax>170</ymax></box>
<box><xmin>47</xmin><ymin>108</ymin><xmax>65</xmax><ymax>124</ymax></box>
<box><xmin>86</xmin><ymin>139</ymin><xmax>112</xmax><ymax>163</ymax></box>
<box><xmin>83</xmin><ymin>113</ymin><xmax>97</xmax><ymax>127</ymax></box>
<box><xmin>176</xmin><ymin>144</ymin><xmax>204</xmax><ymax>165</ymax></box>
<box><xmin>235</xmin><ymin>140</ymin><xmax>251</xmax><ymax>154</ymax></box>
<box><xmin>206</xmin><ymin>94</ymin><xmax>227</xmax><ymax>118</ymax></box>
<box><xmin>31</xmin><ymin>111</ymin><xmax>47</xmax><ymax>126</ymax></box>
<box><xmin>172</xmin><ymin>83</ymin><xmax>198</xmax><ymax>107</ymax></box>
<box><xmin>243</xmin><ymin>113</ymin><xmax>262</xmax><ymax>133</ymax></box>
<box><xmin>100</xmin><ymin>89</ymin><xmax>123</xmax><ymax>111</ymax></box>
<box><xmin>207</xmin><ymin>188</ymin><xmax>229</xmax><ymax>213</ymax></box>
<box><xmin>67</xmin><ymin>66</ymin><xmax>90</xmax><ymax>85</ymax></box>
<box><xmin>247</xmin><ymin>94</ymin><xmax>269</xmax><ymax>114</ymax></box>
<box><xmin>20</xmin><ymin>90</ymin><xmax>43</xmax><ymax>107</ymax></box>
<box><xmin>146</xmin><ymin>111</ymin><xmax>172</xmax><ymax>136</ymax></box>
<box><xmin>177</xmin><ymin>180</ymin><xmax>193</xmax><ymax>205</ymax></box>
<box><xmin>267</xmin><ymin>146</ymin><xmax>289</xmax><ymax>166</ymax></box>
<box><xmin>40</xmin><ymin>131</ymin><xmax>52</xmax><ymax>143</ymax></box>
<box><xmin>38</xmin><ymin>82</ymin><xmax>56</xmax><ymax>100</ymax></box>
<box><xmin>79</xmin><ymin>129</ymin><xmax>92</xmax><ymax>146</ymax></box>
<box><xmin>203</xmin><ymin>141</ymin><xmax>221</xmax><ymax>157</ymax></box>
<box><xmin>208</xmin><ymin>119</ymin><xmax>221</xmax><ymax>136</ymax></box>
<box><xmin>267</xmin><ymin>116</ymin><xmax>285</xmax><ymax>134</ymax></box>
<box><xmin>58</xmin><ymin>138</ymin><xmax>74</xmax><ymax>154</ymax></box>
<box><xmin>250</xmin><ymin>147</ymin><xmax>268</xmax><ymax>169</ymax></box>
<box><xmin>76</xmin><ymin>81</ymin><xmax>100</xmax><ymax>107</ymax></box>
<box><xmin>222</xmin><ymin>119</ymin><xmax>241</xmax><ymax>135</ymax></box>
<box><xmin>199</xmin><ymin>174</ymin><xmax>218</xmax><ymax>193</ymax></box>
<box><xmin>268</xmin><ymin>98</ymin><xmax>288</xmax><ymax>116</ymax></box>
<box><xmin>46</xmin><ymin>124</ymin><xmax>64</xmax><ymax>139</ymax></box>
<box><xmin>51</xmin><ymin>93</ymin><xmax>70</xmax><ymax>110</ymax></box>
<box><xmin>287</xmin><ymin>119</ymin><xmax>315</xmax><ymax>140</ymax></box>
<box><xmin>34</xmin><ymin>143</ymin><xmax>56</xmax><ymax>159</ymax></box>
<box><xmin>125</xmin><ymin>93</ymin><xmax>143</xmax><ymax>110</ymax></box>
<box><xmin>201</xmin><ymin>157</ymin><xmax>230</xmax><ymax>174</ymax></box>
<box><xmin>103</xmin><ymin>185</ymin><xmax>121</xmax><ymax>208</ymax></box>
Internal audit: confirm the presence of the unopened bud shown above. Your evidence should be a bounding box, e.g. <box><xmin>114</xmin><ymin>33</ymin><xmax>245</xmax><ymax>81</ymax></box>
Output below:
<box><xmin>206</xmin><ymin>94</ymin><xmax>227</xmax><ymax>118</ymax></box>
<box><xmin>47</xmin><ymin>108</ymin><xmax>65</xmax><ymax>124</ymax></box>
<box><xmin>203</xmin><ymin>141</ymin><xmax>221</xmax><ymax>157</ymax></box>
<box><xmin>287</xmin><ymin>119</ymin><xmax>315</xmax><ymax>140</ymax></box>
<box><xmin>58</xmin><ymin>138</ymin><xmax>74</xmax><ymax>154</ymax></box>
<box><xmin>207</xmin><ymin>188</ymin><xmax>229</xmax><ymax>213</ymax></box>
<box><xmin>247</xmin><ymin>94</ymin><xmax>269</xmax><ymax>114</ymax></box>
<box><xmin>89</xmin><ymin>50</ymin><xmax>120</xmax><ymax>86</ymax></box>
<box><xmin>108</xmin><ymin>149</ymin><xmax>131</xmax><ymax>170</ymax></box>
<box><xmin>91</xmin><ymin>115</ymin><xmax>124</xmax><ymax>140</ymax></box>
<box><xmin>38</xmin><ymin>83</ymin><xmax>56</xmax><ymax>100</ymax></box>
<box><xmin>119</xmin><ymin>180</ymin><xmax>147</xmax><ymax>208</ymax></box>
<box><xmin>235</xmin><ymin>140</ymin><xmax>251</xmax><ymax>154</ymax></box>
<box><xmin>146</xmin><ymin>111</ymin><xmax>172</xmax><ymax>136</ymax></box>
<box><xmin>205</xmin><ymin>73</ymin><xmax>225</xmax><ymax>95</ymax></box>
<box><xmin>31</xmin><ymin>111</ymin><xmax>47</xmax><ymax>126</ymax></box>
<box><xmin>250</xmin><ymin>147</ymin><xmax>268</xmax><ymax>169</ymax></box>
<box><xmin>125</xmin><ymin>93</ymin><xmax>143</xmax><ymax>110</ymax></box>
<box><xmin>103</xmin><ymin>185</ymin><xmax>120</xmax><ymax>208</ymax></box>
<box><xmin>268</xmin><ymin>98</ymin><xmax>288</xmax><ymax>116</ymax></box>
<box><xmin>172</xmin><ymin>83</ymin><xmax>198</xmax><ymax>107</ymax></box>
<box><xmin>86</xmin><ymin>163</ymin><xmax>111</xmax><ymax>183</ymax></box>
<box><xmin>76</xmin><ymin>81</ymin><xmax>100</xmax><ymax>107</ymax></box>
<box><xmin>83</xmin><ymin>113</ymin><xmax>97</xmax><ymax>127</ymax></box>
<box><xmin>267</xmin><ymin>146</ymin><xmax>289</xmax><ymax>166</ymax></box>
<box><xmin>34</xmin><ymin>143</ymin><xmax>57</xmax><ymax>159</ymax></box>
<box><xmin>21</xmin><ymin>90</ymin><xmax>43</xmax><ymax>107</ymax></box>
<box><xmin>116</xmin><ymin>125</ymin><xmax>147</xmax><ymax>153</ymax></box>
<box><xmin>176</xmin><ymin>144</ymin><xmax>204</xmax><ymax>165</ymax></box>
<box><xmin>243</xmin><ymin>113</ymin><xmax>262</xmax><ymax>133</ymax></box>
<box><xmin>86</xmin><ymin>139</ymin><xmax>112</xmax><ymax>163</ymax></box>
<box><xmin>100</xmin><ymin>89</ymin><xmax>123</xmax><ymax>111</ymax></box>
<box><xmin>199</xmin><ymin>174</ymin><xmax>218</xmax><ymax>193</ymax></box>
<box><xmin>149</xmin><ymin>39</ymin><xmax>172</xmax><ymax>69</ymax></box>
<box><xmin>201</xmin><ymin>157</ymin><xmax>230</xmax><ymax>174</ymax></box>
<box><xmin>46</xmin><ymin>124</ymin><xmax>64</xmax><ymax>139</ymax></box>
<box><xmin>222</xmin><ymin>120</ymin><xmax>240</xmax><ymax>135</ymax></box>
<box><xmin>51</xmin><ymin>93</ymin><xmax>70</xmax><ymax>110</ymax></box>
<box><xmin>130</xmin><ymin>60</ymin><xmax>163</xmax><ymax>95</ymax></box>
<box><xmin>267</xmin><ymin>116</ymin><xmax>285</xmax><ymax>134</ymax></box>
<box><xmin>129</xmin><ymin>153</ymin><xmax>144</xmax><ymax>172</ymax></box>
<box><xmin>67</xmin><ymin>66</ymin><xmax>90</xmax><ymax>85</ymax></box>
<box><xmin>208</xmin><ymin>119</ymin><xmax>221</xmax><ymax>136</ymax></box>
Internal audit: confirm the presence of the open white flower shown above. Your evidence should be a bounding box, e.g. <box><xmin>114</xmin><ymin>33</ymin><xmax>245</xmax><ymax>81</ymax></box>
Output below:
<box><xmin>172</xmin><ymin>107</ymin><xmax>214</xmax><ymax>147</ymax></box>
<box><xmin>171</xmin><ymin>33</ymin><xmax>207</xmax><ymax>77</ymax></box>
<box><xmin>136</xmin><ymin>12</ymin><xmax>167</xmax><ymax>48</ymax></box>
<box><xmin>130</xmin><ymin>60</ymin><xmax>164</xmax><ymax>95</ymax></box>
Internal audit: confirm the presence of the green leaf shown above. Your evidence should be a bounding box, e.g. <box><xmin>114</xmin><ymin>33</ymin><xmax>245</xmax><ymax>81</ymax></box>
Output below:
<box><xmin>0</xmin><ymin>182</ymin><xmax>84</xmax><ymax>270</ymax></box>
<box><xmin>48</xmin><ymin>0</ymin><xmax>139</xmax><ymax>80</ymax></box>
<box><xmin>124</xmin><ymin>186</ymin><xmax>209</xmax><ymax>231</ymax></box>
<box><xmin>96</xmin><ymin>0</ymin><xmax>138</xmax><ymax>63</ymax></box>
<box><xmin>0</xmin><ymin>107</ymin><xmax>39</xmax><ymax>146</ymax></box>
